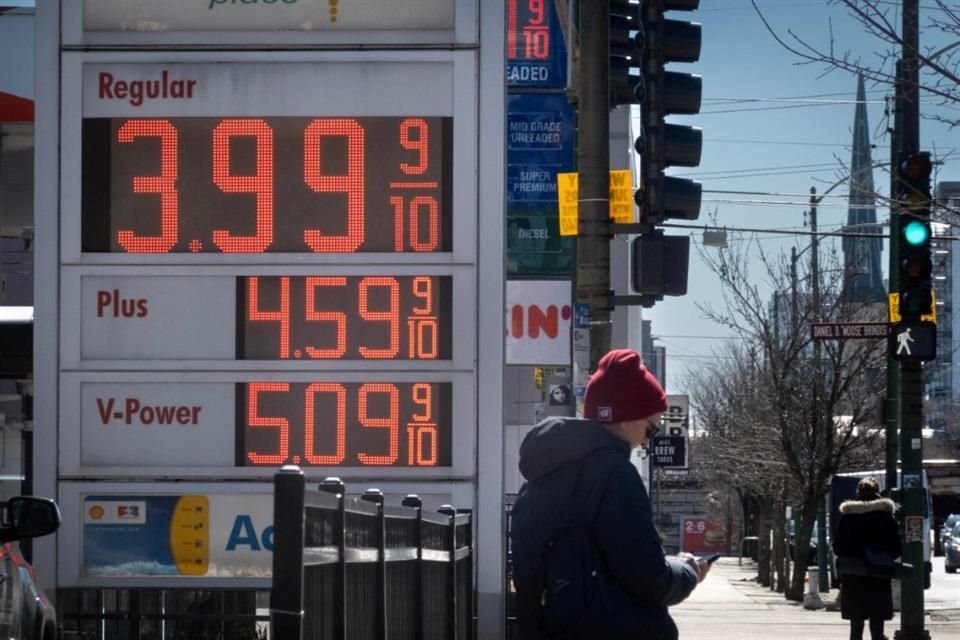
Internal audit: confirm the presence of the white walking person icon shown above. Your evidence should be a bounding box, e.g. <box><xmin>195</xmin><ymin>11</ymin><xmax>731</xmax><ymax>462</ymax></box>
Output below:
<box><xmin>896</xmin><ymin>327</ymin><xmax>915</xmax><ymax>355</ymax></box>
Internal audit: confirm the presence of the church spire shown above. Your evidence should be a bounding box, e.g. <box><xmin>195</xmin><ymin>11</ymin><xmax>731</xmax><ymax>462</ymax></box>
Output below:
<box><xmin>843</xmin><ymin>74</ymin><xmax>886</xmax><ymax>303</ymax></box>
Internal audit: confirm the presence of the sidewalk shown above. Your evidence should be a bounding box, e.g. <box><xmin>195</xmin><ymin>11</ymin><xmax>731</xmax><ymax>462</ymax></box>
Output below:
<box><xmin>673</xmin><ymin>558</ymin><xmax>960</xmax><ymax>640</ymax></box>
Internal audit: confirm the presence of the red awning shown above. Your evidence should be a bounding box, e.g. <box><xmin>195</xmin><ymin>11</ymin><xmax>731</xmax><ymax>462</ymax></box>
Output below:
<box><xmin>0</xmin><ymin>91</ymin><xmax>33</xmax><ymax>122</ymax></box>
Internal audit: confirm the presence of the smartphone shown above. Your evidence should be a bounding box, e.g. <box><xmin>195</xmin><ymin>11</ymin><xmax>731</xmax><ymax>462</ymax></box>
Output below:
<box><xmin>699</xmin><ymin>553</ymin><xmax>721</xmax><ymax>565</ymax></box>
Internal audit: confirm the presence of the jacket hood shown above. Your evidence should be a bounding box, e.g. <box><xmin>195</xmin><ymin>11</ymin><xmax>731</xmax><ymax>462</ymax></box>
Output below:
<box><xmin>839</xmin><ymin>497</ymin><xmax>896</xmax><ymax>514</ymax></box>
<box><xmin>518</xmin><ymin>417</ymin><xmax>628</xmax><ymax>481</ymax></box>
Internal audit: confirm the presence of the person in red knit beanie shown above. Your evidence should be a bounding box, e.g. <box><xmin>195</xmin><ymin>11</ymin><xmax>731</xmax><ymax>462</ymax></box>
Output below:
<box><xmin>584</xmin><ymin>348</ymin><xmax>668</xmax><ymax>446</ymax></box>
<box><xmin>511</xmin><ymin>348</ymin><xmax>709</xmax><ymax>640</ymax></box>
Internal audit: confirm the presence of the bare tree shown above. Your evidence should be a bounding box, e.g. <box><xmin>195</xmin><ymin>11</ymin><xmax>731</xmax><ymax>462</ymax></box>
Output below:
<box><xmin>687</xmin><ymin>340</ymin><xmax>792</xmax><ymax>590</ymax></box>
<box><xmin>752</xmin><ymin>0</ymin><xmax>960</xmax><ymax>129</ymax></box>
<box><xmin>694</xmin><ymin>232</ymin><xmax>887</xmax><ymax>601</ymax></box>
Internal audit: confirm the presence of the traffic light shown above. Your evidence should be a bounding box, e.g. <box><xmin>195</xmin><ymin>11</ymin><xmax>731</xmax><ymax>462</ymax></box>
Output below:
<box><xmin>897</xmin><ymin>152</ymin><xmax>933</xmax><ymax>322</ymax></box>
<box><xmin>631</xmin><ymin>231</ymin><xmax>689</xmax><ymax>296</ymax></box>
<box><xmin>609</xmin><ymin>1</ymin><xmax>641</xmax><ymax>107</ymax></box>
<box><xmin>634</xmin><ymin>0</ymin><xmax>703</xmax><ymax>225</ymax></box>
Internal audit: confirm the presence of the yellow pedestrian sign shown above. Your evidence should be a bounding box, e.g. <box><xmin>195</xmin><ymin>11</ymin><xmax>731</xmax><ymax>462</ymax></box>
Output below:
<box><xmin>557</xmin><ymin>170</ymin><xmax>634</xmax><ymax>236</ymax></box>
<box><xmin>888</xmin><ymin>292</ymin><xmax>936</xmax><ymax>323</ymax></box>
<box><xmin>557</xmin><ymin>173</ymin><xmax>579</xmax><ymax>236</ymax></box>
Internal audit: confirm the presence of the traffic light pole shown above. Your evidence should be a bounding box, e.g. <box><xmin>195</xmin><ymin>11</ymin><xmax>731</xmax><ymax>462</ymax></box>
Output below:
<box><xmin>575</xmin><ymin>0</ymin><xmax>613</xmax><ymax>371</ymax></box>
<box><xmin>885</xmin><ymin>58</ymin><xmax>903</xmax><ymax>516</ymax></box>
<box><xmin>894</xmin><ymin>0</ymin><xmax>927</xmax><ymax>638</ymax></box>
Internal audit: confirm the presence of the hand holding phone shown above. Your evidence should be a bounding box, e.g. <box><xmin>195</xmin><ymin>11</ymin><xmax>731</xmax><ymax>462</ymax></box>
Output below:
<box><xmin>699</xmin><ymin>553</ymin><xmax>721</xmax><ymax>565</ymax></box>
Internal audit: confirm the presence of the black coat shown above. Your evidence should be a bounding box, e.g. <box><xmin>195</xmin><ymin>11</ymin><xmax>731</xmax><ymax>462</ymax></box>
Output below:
<box><xmin>510</xmin><ymin>417</ymin><xmax>697</xmax><ymax>640</ymax></box>
<box><xmin>832</xmin><ymin>497</ymin><xmax>902</xmax><ymax>620</ymax></box>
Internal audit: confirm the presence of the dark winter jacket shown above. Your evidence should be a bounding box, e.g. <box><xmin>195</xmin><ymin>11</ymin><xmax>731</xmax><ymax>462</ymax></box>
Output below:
<box><xmin>832</xmin><ymin>497</ymin><xmax>901</xmax><ymax>620</ymax></box>
<box><xmin>510</xmin><ymin>417</ymin><xmax>698</xmax><ymax>640</ymax></box>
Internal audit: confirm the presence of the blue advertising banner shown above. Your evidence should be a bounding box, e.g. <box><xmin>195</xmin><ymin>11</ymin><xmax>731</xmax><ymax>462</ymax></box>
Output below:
<box><xmin>506</xmin><ymin>0</ymin><xmax>567</xmax><ymax>89</ymax></box>
<box><xmin>83</xmin><ymin>493</ymin><xmax>274</xmax><ymax>578</ymax></box>
<box><xmin>507</xmin><ymin>92</ymin><xmax>576</xmax><ymax>276</ymax></box>
<box><xmin>507</xmin><ymin>93</ymin><xmax>575</xmax><ymax>205</ymax></box>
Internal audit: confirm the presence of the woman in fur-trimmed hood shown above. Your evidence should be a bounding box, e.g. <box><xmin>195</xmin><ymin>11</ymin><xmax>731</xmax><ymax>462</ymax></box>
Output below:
<box><xmin>832</xmin><ymin>476</ymin><xmax>902</xmax><ymax>640</ymax></box>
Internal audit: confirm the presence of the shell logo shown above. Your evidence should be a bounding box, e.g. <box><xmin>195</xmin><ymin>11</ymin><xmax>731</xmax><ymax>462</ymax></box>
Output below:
<box><xmin>88</xmin><ymin>505</ymin><xmax>105</xmax><ymax>520</ymax></box>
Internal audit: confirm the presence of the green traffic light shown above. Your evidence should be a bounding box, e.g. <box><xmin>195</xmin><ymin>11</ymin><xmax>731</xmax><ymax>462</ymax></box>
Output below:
<box><xmin>903</xmin><ymin>220</ymin><xmax>930</xmax><ymax>246</ymax></box>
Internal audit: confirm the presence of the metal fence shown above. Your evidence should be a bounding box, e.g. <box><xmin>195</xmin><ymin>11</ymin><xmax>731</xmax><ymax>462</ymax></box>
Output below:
<box><xmin>270</xmin><ymin>466</ymin><xmax>474</xmax><ymax>640</ymax></box>
<box><xmin>58</xmin><ymin>588</ymin><xmax>270</xmax><ymax>639</ymax></box>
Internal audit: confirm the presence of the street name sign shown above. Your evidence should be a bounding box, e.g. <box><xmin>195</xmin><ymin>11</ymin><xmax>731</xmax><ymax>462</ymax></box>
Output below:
<box><xmin>810</xmin><ymin>322</ymin><xmax>891</xmax><ymax>340</ymax></box>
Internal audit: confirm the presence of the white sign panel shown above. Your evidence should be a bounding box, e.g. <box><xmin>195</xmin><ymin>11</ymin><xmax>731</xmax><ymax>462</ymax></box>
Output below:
<box><xmin>505</xmin><ymin>280</ymin><xmax>571</xmax><ymax>365</ymax></box>
<box><xmin>81</xmin><ymin>61</ymin><xmax>454</xmax><ymax>118</ymax></box>
<box><xmin>664</xmin><ymin>394</ymin><xmax>689</xmax><ymax>436</ymax></box>
<box><xmin>58</xmin><ymin>480</ymin><xmax>469</xmax><ymax>586</ymax></box>
<box><xmin>61</xmin><ymin>371</ymin><xmax>476</xmax><ymax>479</ymax></box>
<box><xmin>80</xmin><ymin>382</ymin><xmax>235</xmax><ymax>466</ymax></box>
<box><xmin>82</xmin><ymin>0</ymin><xmax>455</xmax><ymax>31</ymax></box>
<box><xmin>81</xmin><ymin>276</ymin><xmax>234</xmax><ymax>359</ymax></box>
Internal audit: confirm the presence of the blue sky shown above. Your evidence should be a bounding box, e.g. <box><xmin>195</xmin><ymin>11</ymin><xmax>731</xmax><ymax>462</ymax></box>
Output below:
<box><xmin>639</xmin><ymin>0</ymin><xmax>958</xmax><ymax>395</ymax></box>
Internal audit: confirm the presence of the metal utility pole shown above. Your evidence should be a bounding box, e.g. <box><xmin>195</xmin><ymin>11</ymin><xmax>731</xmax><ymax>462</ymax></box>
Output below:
<box><xmin>808</xmin><ymin>190</ymin><xmax>831</xmax><ymax>594</ymax></box>
<box><xmin>885</xmin><ymin>59</ymin><xmax>903</xmax><ymax>508</ymax></box>
<box><xmin>895</xmin><ymin>0</ymin><xmax>927</xmax><ymax>637</ymax></box>
<box><xmin>575</xmin><ymin>0</ymin><xmax>612</xmax><ymax>372</ymax></box>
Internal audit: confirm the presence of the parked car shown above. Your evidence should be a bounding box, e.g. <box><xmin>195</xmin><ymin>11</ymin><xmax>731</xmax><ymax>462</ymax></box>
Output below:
<box><xmin>0</xmin><ymin>496</ymin><xmax>61</xmax><ymax>640</ymax></box>
<box><xmin>939</xmin><ymin>513</ymin><xmax>960</xmax><ymax>558</ymax></box>
<box><xmin>945</xmin><ymin>521</ymin><xmax>960</xmax><ymax>574</ymax></box>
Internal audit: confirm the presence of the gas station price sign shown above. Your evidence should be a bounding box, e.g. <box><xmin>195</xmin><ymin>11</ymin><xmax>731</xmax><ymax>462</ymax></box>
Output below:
<box><xmin>82</xmin><ymin>116</ymin><xmax>453</xmax><ymax>253</ymax></box>
<box><xmin>238</xmin><ymin>275</ymin><xmax>452</xmax><ymax>360</ymax></box>
<box><xmin>238</xmin><ymin>381</ymin><xmax>452</xmax><ymax>467</ymax></box>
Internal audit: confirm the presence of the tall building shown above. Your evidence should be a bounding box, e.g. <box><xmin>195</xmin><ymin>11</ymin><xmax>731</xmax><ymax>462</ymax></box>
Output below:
<box><xmin>641</xmin><ymin>319</ymin><xmax>666</xmax><ymax>386</ymax></box>
<box><xmin>927</xmin><ymin>181</ymin><xmax>960</xmax><ymax>431</ymax></box>
<box><xmin>843</xmin><ymin>75</ymin><xmax>886</xmax><ymax>304</ymax></box>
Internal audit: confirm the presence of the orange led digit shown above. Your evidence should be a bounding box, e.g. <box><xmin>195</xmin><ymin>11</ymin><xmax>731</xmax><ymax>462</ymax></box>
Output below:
<box><xmin>247</xmin><ymin>276</ymin><xmax>291</xmax><ymax>359</ymax></box>
<box><xmin>82</xmin><ymin>117</ymin><xmax>451</xmax><ymax>253</ymax></box>
<box><xmin>211</xmin><ymin>119</ymin><xmax>274</xmax><ymax>253</ymax></box>
<box><xmin>358</xmin><ymin>277</ymin><xmax>400</xmax><ymax>359</ymax></box>
<box><xmin>237</xmin><ymin>382</ymin><xmax>451</xmax><ymax>467</ymax></box>
<box><xmin>304</xmin><ymin>383</ymin><xmax>346</xmax><ymax>465</ymax></box>
<box><xmin>411</xmin><ymin>383</ymin><xmax>432</xmax><ymax>422</ymax></box>
<box><xmin>304</xmin><ymin>277</ymin><xmax>347</xmax><ymax>359</ymax></box>
<box><xmin>246</xmin><ymin>382</ymin><xmax>290</xmax><ymax>465</ymax></box>
<box><xmin>356</xmin><ymin>383</ymin><xmax>399</xmax><ymax>465</ymax></box>
<box><xmin>399</xmin><ymin>118</ymin><xmax>429</xmax><ymax>175</ymax></box>
<box><xmin>303</xmin><ymin>118</ymin><xmax>365</xmax><ymax>253</ymax></box>
<box><xmin>116</xmin><ymin>119</ymin><xmax>179</xmax><ymax>253</ymax></box>
<box><xmin>408</xmin><ymin>196</ymin><xmax>440</xmax><ymax>252</ymax></box>
<box><xmin>390</xmin><ymin>196</ymin><xmax>404</xmax><ymax>252</ymax></box>
<box><xmin>411</xmin><ymin>276</ymin><xmax>433</xmax><ymax>315</ymax></box>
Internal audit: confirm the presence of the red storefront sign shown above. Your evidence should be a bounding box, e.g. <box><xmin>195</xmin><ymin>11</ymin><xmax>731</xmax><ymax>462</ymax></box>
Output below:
<box><xmin>680</xmin><ymin>516</ymin><xmax>725</xmax><ymax>553</ymax></box>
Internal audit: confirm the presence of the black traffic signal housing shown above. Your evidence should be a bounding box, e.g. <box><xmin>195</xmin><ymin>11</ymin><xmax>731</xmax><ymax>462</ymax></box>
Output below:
<box><xmin>891</xmin><ymin>151</ymin><xmax>936</xmax><ymax>361</ymax></box>
<box><xmin>635</xmin><ymin>0</ymin><xmax>703</xmax><ymax>226</ymax></box>
<box><xmin>897</xmin><ymin>152</ymin><xmax>934</xmax><ymax>322</ymax></box>
<box><xmin>628</xmin><ymin>0</ymin><xmax>701</xmax><ymax>302</ymax></box>
<box><xmin>609</xmin><ymin>1</ymin><xmax>641</xmax><ymax>108</ymax></box>
<box><xmin>631</xmin><ymin>231</ymin><xmax>689</xmax><ymax>297</ymax></box>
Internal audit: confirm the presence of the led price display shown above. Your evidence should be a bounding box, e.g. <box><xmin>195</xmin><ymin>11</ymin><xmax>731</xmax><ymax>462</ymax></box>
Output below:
<box><xmin>82</xmin><ymin>117</ymin><xmax>452</xmax><ymax>253</ymax></box>
<box><xmin>507</xmin><ymin>0</ymin><xmax>551</xmax><ymax>63</ymax></box>
<box><xmin>237</xmin><ymin>382</ymin><xmax>452</xmax><ymax>467</ymax></box>
<box><xmin>237</xmin><ymin>275</ymin><xmax>452</xmax><ymax>360</ymax></box>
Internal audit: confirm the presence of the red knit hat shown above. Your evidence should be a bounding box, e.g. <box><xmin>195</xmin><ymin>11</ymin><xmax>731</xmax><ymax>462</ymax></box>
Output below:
<box><xmin>583</xmin><ymin>349</ymin><xmax>667</xmax><ymax>423</ymax></box>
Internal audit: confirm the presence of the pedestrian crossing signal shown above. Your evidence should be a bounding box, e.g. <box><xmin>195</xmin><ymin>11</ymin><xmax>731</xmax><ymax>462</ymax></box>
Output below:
<box><xmin>888</xmin><ymin>321</ymin><xmax>937</xmax><ymax>362</ymax></box>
